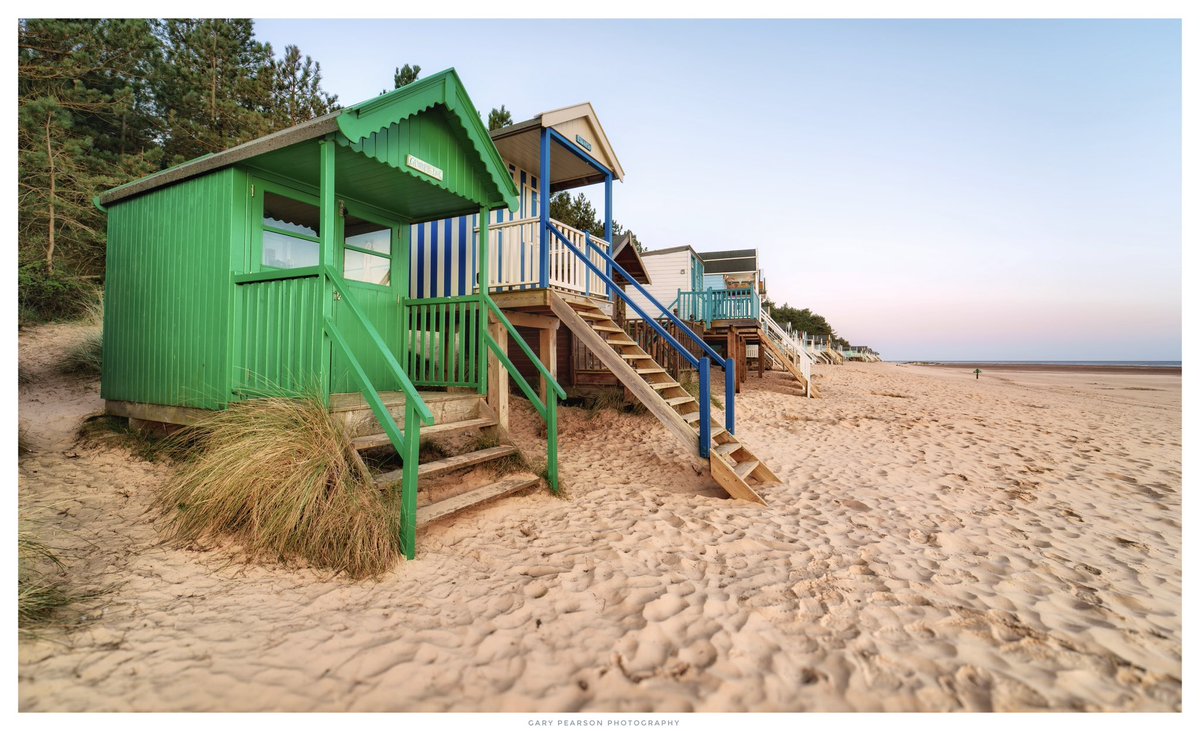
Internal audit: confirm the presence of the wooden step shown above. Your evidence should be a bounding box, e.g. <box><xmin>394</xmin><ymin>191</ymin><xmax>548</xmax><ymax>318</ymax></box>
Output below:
<box><xmin>620</xmin><ymin>353</ymin><xmax>653</xmax><ymax>361</ymax></box>
<box><xmin>576</xmin><ymin>310</ymin><xmax>607</xmax><ymax>320</ymax></box>
<box><xmin>635</xmin><ymin>367</ymin><xmax>666</xmax><ymax>375</ymax></box>
<box><xmin>352</xmin><ymin>417</ymin><xmax>496</xmax><ymax>451</ymax></box>
<box><xmin>376</xmin><ymin>445</ymin><xmax>518</xmax><ymax>486</ymax></box>
<box><xmin>649</xmin><ymin>381</ymin><xmax>680</xmax><ymax>391</ymax></box>
<box><xmin>607</xmin><ymin>337</ymin><xmax>637</xmax><ymax>346</ymax></box>
<box><xmin>664</xmin><ymin>396</ymin><xmax>693</xmax><ymax>406</ymax></box>
<box><xmin>415</xmin><ymin>473</ymin><xmax>541</xmax><ymax>528</ymax></box>
<box><xmin>734</xmin><ymin>459</ymin><xmax>759</xmax><ymax>481</ymax></box>
<box><xmin>592</xmin><ymin>324</ymin><xmax>623</xmax><ymax>333</ymax></box>
<box><xmin>714</xmin><ymin>442</ymin><xmax>741</xmax><ymax>457</ymax></box>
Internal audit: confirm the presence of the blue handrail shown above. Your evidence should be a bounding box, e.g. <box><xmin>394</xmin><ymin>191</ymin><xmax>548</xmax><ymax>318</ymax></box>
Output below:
<box><xmin>549</xmin><ymin>227</ymin><xmax>736</xmax><ymax>438</ymax></box>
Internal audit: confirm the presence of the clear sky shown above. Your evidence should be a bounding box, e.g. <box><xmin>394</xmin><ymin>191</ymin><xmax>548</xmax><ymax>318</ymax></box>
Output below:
<box><xmin>255</xmin><ymin>19</ymin><xmax>1181</xmax><ymax>361</ymax></box>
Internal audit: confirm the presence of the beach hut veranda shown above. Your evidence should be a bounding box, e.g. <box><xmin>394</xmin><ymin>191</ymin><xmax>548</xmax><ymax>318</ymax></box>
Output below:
<box><xmin>96</xmin><ymin>70</ymin><xmax>561</xmax><ymax>558</ymax></box>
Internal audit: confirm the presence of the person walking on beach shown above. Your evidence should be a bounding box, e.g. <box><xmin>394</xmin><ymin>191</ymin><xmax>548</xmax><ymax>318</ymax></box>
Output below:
<box><xmin>974</xmin><ymin>368</ymin><xmax>982</xmax><ymax>380</ymax></box>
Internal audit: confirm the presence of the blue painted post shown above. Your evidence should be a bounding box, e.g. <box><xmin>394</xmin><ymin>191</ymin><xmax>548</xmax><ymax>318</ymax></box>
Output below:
<box><xmin>699</xmin><ymin>357</ymin><xmax>712</xmax><ymax>458</ymax></box>
<box><xmin>724</xmin><ymin>357</ymin><xmax>736</xmax><ymax>435</ymax></box>
<box><xmin>604</xmin><ymin>172</ymin><xmax>613</xmax><ymax>301</ymax></box>
<box><xmin>539</xmin><ymin>128</ymin><xmax>551</xmax><ymax>289</ymax></box>
<box><xmin>584</xmin><ymin>232</ymin><xmax>592</xmax><ymax>297</ymax></box>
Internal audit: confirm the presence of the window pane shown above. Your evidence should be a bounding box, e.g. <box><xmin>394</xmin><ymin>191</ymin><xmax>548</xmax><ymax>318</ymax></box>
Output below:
<box><xmin>344</xmin><ymin>216</ymin><xmax>391</xmax><ymax>254</ymax></box>
<box><xmin>344</xmin><ymin>249</ymin><xmax>390</xmax><ymax>285</ymax></box>
<box><xmin>263</xmin><ymin>191</ymin><xmax>319</xmax><ymax>238</ymax></box>
<box><xmin>263</xmin><ymin>230</ymin><xmax>319</xmax><ymax>269</ymax></box>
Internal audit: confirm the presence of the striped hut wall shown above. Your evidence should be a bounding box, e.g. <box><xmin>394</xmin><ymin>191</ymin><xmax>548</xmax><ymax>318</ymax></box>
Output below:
<box><xmin>409</xmin><ymin>164</ymin><xmax>540</xmax><ymax>298</ymax></box>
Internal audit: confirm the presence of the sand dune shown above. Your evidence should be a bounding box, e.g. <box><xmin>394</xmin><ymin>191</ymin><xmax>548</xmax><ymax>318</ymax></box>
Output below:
<box><xmin>17</xmin><ymin>326</ymin><xmax>1181</xmax><ymax>711</ymax></box>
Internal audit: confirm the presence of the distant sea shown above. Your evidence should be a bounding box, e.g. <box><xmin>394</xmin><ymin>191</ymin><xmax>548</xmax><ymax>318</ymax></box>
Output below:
<box><xmin>907</xmin><ymin>360</ymin><xmax>1181</xmax><ymax>368</ymax></box>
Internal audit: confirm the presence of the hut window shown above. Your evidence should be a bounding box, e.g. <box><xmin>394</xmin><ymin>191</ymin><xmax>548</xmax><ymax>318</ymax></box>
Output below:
<box><xmin>261</xmin><ymin>191</ymin><xmax>320</xmax><ymax>269</ymax></box>
<box><xmin>343</xmin><ymin>216</ymin><xmax>391</xmax><ymax>285</ymax></box>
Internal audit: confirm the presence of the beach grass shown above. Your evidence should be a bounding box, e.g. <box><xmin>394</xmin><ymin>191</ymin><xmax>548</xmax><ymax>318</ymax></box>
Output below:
<box><xmin>155</xmin><ymin>395</ymin><xmax>400</xmax><ymax>579</ymax></box>
<box><xmin>18</xmin><ymin>531</ymin><xmax>82</xmax><ymax>635</ymax></box>
<box><xmin>60</xmin><ymin>297</ymin><xmax>104</xmax><ymax>376</ymax></box>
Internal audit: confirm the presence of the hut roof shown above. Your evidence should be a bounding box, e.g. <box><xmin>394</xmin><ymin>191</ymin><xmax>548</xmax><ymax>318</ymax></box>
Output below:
<box><xmin>612</xmin><ymin>233</ymin><xmax>652</xmax><ymax>286</ymax></box>
<box><xmin>99</xmin><ymin>68</ymin><xmax>520</xmax><ymax>214</ymax></box>
<box><xmin>697</xmin><ymin>249</ymin><xmax>758</xmax><ymax>275</ymax></box>
<box><xmin>489</xmin><ymin>102</ymin><xmax>625</xmax><ymax>192</ymax></box>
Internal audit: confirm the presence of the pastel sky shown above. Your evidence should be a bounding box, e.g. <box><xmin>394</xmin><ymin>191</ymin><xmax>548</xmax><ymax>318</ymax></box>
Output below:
<box><xmin>255</xmin><ymin>19</ymin><xmax>1182</xmax><ymax>361</ymax></box>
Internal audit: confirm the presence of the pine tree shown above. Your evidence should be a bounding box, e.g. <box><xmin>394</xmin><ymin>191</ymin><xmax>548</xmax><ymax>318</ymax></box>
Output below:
<box><xmin>18</xmin><ymin>19</ymin><xmax>161</xmax><ymax>274</ymax></box>
<box><xmin>152</xmin><ymin>19</ymin><xmax>276</xmax><ymax>165</ymax></box>
<box><xmin>394</xmin><ymin>63</ymin><xmax>420</xmax><ymax>88</ymax></box>
<box><xmin>267</xmin><ymin>44</ymin><xmax>339</xmax><ymax>127</ymax></box>
<box><xmin>488</xmin><ymin>105</ymin><xmax>513</xmax><ymax>131</ymax></box>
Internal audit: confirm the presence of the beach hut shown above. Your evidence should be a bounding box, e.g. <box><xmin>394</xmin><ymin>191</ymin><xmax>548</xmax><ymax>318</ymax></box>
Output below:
<box><xmin>95</xmin><ymin>70</ymin><xmax>563</xmax><ymax>558</ymax></box>
<box><xmin>412</xmin><ymin>105</ymin><xmax>779</xmax><ymax>503</ymax></box>
<box><xmin>627</xmin><ymin>246</ymin><xmax>816</xmax><ymax>396</ymax></box>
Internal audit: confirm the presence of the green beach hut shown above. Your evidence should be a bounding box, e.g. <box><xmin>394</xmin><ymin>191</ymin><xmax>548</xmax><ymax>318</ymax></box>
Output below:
<box><xmin>95</xmin><ymin>69</ymin><xmax>564</xmax><ymax>558</ymax></box>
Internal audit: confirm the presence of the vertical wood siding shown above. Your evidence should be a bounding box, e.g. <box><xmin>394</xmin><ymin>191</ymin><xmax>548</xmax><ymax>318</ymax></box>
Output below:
<box><xmin>234</xmin><ymin>276</ymin><xmax>322</xmax><ymax>396</ymax></box>
<box><xmin>102</xmin><ymin>170</ymin><xmax>236</xmax><ymax>409</ymax></box>
<box><xmin>410</xmin><ymin>164</ymin><xmax>539</xmax><ymax>298</ymax></box>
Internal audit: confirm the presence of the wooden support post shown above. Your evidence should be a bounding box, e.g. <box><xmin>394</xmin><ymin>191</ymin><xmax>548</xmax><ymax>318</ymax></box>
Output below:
<box><xmin>538</xmin><ymin>323</ymin><xmax>558</xmax><ymax>404</ymax></box>
<box><xmin>757</xmin><ymin>339</ymin><xmax>765</xmax><ymax>378</ymax></box>
<box><xmin>318</xmin><ymin>138</ymin><xmax>337</xmax><ymax>405</ymax></box>
<box><xmin>487</xmin><ymin>313</ymin><xmax>509</xmax><ymax>432</ymax></box>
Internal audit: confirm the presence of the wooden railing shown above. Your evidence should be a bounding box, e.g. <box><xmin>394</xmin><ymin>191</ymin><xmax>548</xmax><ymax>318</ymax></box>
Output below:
<box><xmin>621</xmin><ymin>318</ymin><xmax>706</xmax><ymax>381</ymax></box>
<box><xmin>547</xmin><ymin>225</ymin><xmax>736</xmax><ymax>455</ymax></box>
<box><xmin>483</xmin><ymin>217</ymin><xmax>540</xmax><ymax>291</ymax></box>
<box><xmin>674</xmin><ymin>287</ymin><xmax>761</xmax><ymax>328</ymax></box>
<box><xmin>403</xmin><ymin>295</ymin><xmax>483</xmax><ymax>389</ymax></box>
<box><xmin>480</xmin><ymin>295</ymin><xmax>564</xmax><ymax>492</ymax></box>
<box><xmin>760</xmin><ymin>308</ymin><xmax>813</xmax><ymax>397</ymax></box>
<box><xmin>478</xmin><ymin>216</ymin><xmax>610</xmax><ymax>298</ymax></box>
<box><xmin>323</xmin><ymin>269</ymin><xmax>434</xmax><ymax>561</ymax></box>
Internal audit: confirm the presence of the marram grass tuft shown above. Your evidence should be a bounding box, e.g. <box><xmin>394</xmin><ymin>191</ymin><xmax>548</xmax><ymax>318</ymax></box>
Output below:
<box><xmin>156</xmin><ymin>395</ymin><xmax>400</xmax><ymax>579</ymax></box>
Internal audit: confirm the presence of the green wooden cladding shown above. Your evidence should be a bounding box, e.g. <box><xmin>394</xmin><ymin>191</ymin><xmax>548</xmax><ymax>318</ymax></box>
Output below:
<box><xmin>102</xmin><ymin>169</ymin><xmax>237</xmax><ymax>409</ymax></box>
<box><xmin>404</xmin><ymin>296</ymin><xmax>482</xmax><ymax>389</ymax></box>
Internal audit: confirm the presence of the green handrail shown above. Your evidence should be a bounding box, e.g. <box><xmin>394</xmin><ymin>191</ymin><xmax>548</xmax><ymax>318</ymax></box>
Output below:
<box><xmin>324</xmin><ymin>268</ymin><xmax>434</xmax><ymax>426</ymax></box>
<box><xmin>321</xmin><ymin>267</ymin><xmax>431</xmax><ymax>559</ymax></box>
<box><xmin>480</xmin><ymin>294</ymin><xmax>564</xmax><ymax>493</ymax></box>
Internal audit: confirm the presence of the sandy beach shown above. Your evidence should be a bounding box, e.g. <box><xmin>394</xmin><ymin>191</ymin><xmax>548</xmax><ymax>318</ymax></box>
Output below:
<box><xmin>17</xmin><ymin>327</ymin><xmax>1182</xmax><ymax>712</ymax></box>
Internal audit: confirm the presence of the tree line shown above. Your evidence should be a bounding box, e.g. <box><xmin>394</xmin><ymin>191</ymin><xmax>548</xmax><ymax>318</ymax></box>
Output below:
<box><xmin>17</xmin><ymin>19</ymin><xmax>342</xmax><ymax>320</ymax></box>
<box><xmin>763</xmin><ymin>299</ymin><xmax>849</xmax><ymax>348</ymax></box>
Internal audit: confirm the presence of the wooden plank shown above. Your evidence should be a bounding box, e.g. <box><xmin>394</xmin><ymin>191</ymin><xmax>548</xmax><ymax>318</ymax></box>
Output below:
<box><xmin>503</xmin><ymin>310</ymin><xmax>561</xmax><ymax>330</ymax></box>
<box><xmin>592</xmin><ymin>324</ymin><xmax>623</xmax><ymax>333</ymax></box>
<box><xmin>489</xmin><ymin>289</ymin><xmax>550</xmax><ymax>309</ymax></box>
<box><xmin>105</xmin><ymin>400</ymin><xmax>213</xmax><ymax>427</ymax></box>
<box><xmin>375</xmin><ymin>445</ymin><xmax>518</xmax><ymax>486</ymax></box>
<box><xmin>353</xmin><ymin>416</ymin><xmax>497</xmax><ymax>451</ymax></box>
<box><xmin>714</xmin><ymin>442</ymin><xmax>741</xmax><ymax>457</ymax></box>
<box><xmin>486</xmin><ymin>316</ymin><xmax>510</xmax><ymax>432</ymax></box>
<box><xmin>549</xmin><ymin>292</ymin><xmax>703</xmax><ymax>459</ymax></box>
<box><xmin>734</xmin><ymin>459</ymin><xmax>759</xmax><ymax>480</ymax></box>
<box><xmin>538</xmin><ymin>324</ymin><xmax>557</xmax><ymax>404</ymax></box>
<box><xmin>415</xmin><ymin>473</ymin><xmax>540</xmax><ymax>528</ymax></box>
<box><xmin>710</xmin><ymin>454</ymin><xmax>766</xmax><ymax>504</ymax></box>
<box><xmin>664</xmin><ymin>396</ymin><xmax>693</xmax><ymax>406</ymax></box>
<box><xmin>635</xmin><ymin>367</ymin><xmax>666</xmax><ymax>374</ymax></box>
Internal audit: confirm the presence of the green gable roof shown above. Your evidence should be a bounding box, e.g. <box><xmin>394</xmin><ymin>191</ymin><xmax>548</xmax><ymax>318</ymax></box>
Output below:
<box><xmin>99</xmin><ymin>68</ymin><xmax>518</xmax><ymax>213</ymax></box>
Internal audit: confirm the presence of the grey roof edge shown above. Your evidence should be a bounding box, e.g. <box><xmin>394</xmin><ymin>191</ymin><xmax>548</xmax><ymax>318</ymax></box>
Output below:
<box><xmin>99</xmin><ymin>113</ymin><xmax>341</xmax><ymax>207</ymax></box>
<box><xmin>640</xmin><ymin>244</ymin><xmax>698</xmax><ymax>257</ymax></box>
